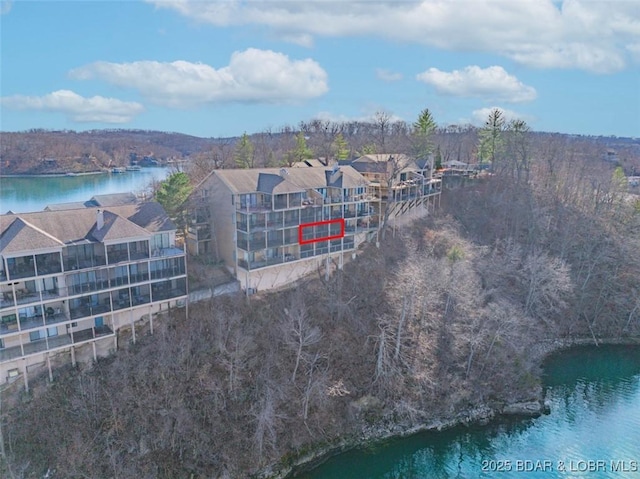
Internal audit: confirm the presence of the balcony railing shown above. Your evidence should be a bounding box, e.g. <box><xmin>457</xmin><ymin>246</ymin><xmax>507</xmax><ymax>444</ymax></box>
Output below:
<box><xmin>107</xmin><ymin>252</ymin><xmax>129</xmax><ymax>264</ymax></box>
<box><xmin>69</xmin><ymin>281</ymin><xmax>110</xmax><ymax>295</ymax></box>
<box><xmin>70</xmin><ymin>302</ymin><xmax>111</xmax><ymax>320</ymax></box>
<box><xmin>152</xmin><ymin>287</ymin><xmax>187</xmax><ymax>302</ymax></box>
<box><xmin>151</xmin><ymin>247</ymin><xmax>184</xmax><ymax>258</ymax></box>
<box><xmin>237</xmin><ymin>254</ymin><xmax>299</xmax><ymax>271</ymax></box>
<box><xmin>132</xmin><ymin>294</ymin><xmax>151</xmax><ymax>306</ymax></box>
<box><xmin>2</xmin><ymin>289</ymin><xmax>63</xmax><ymax>307</ymax></box>
<box><xmin>0</xmin><ymin>326</ymin><xmax>114</xmax><ymax>363</ymax></box>
<box><xmin>129</xmin><ymin>272</ymin><xmax>149</xmax><ymax>284</ymax></box>
<box><xmin>150</xmin><ymin>267</ymin><xmax>185</xmax><ymax>280</ymax></box>
<box><xmin>7</xmin><ymin>264</ymin><xmax>36</xmax><ymax>280</ymax></box>
<box><xmin>36</xmin><ymin>262</ymin><xmax>63</xmax><ymax>276</ymax></box>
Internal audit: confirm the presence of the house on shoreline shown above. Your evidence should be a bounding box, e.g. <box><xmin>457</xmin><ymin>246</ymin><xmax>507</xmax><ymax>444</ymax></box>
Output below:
<box><xmin>0</xmin><ymin>194</ymin><xmax>187</xmax><ymax>388</ymax></box>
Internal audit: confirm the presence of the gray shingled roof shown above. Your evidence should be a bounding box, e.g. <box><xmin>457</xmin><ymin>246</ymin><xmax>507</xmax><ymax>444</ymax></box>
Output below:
<box><xmin>213</xmin><ymin>166</ymin><xmax>368</xmax><ymax>195</ymax></box>
<box><xmin>91</xmin><ymin>192</ymin><xmax>139</xmax><ymax>207</ymax></box>
<box><xmin>45</xmin><ymin>201</ymin><xmax>96</xmax><ymax>211</ymax></box>
<box><xmin>0</xmin><ymin>218</ymin><xmax>65</xmax><ymax>254</ymax></box>
<box><xmin>352</xmin><ymin>154</ymin><xmax>421</xmax><ymax>175</ymax></box>
<box><xmin>90</xmin><ymin>211</ymin><xmax>151</xmax><ymax>242</ymax></box>
<box><xmin>257</xmin><ymin>173</ymin><xmax>286</xmax><ymax>194</ymax></box>
<box><xmin>0</xmin><ymin>201</ymin><xmax>174</xmax><ymax>254</ymax></box>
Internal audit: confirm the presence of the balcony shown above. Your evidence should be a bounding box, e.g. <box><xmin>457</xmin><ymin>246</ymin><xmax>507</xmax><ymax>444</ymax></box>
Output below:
<box><xmin>246</xmin><ymin>239</ymin><xmax>266</xmax><ymax>251</ymax></box>
<box><xmin>151</xmin><ymin>247</ymin><xmax>184</xmax><ymax>258</ymax></box>
<box><xmin>150</xmin><ymin>267</ymin><xmax>185</xmax><ymax>280</ymax></box>
<box><xmin>109</xmin><ymin>276</ymin><xmax>129</xmax><ymax>288</ymax></box>
<box><xmin>284</xmin><ymin>218</ymin><xmax>300</xmax><ymax>228</ymax></box>
<box><xmin>106</xmin><ymin>251</ymin><xmax>129</xmax><ymax>264</ymax></box>
<box><xmin>70</xmin><ymin>302</ymin><xmax>111</xmax><ymax>320</ymax></box>
<box><xmin>64</xmin><ymin>256</ymin><xmax>107</xmax><ymax>272</ymax></box>
<box><xmin>129</xmin><ymin>272</ymin><xmax>149</xmax><ymax>284</ymax></box>
<box><xmin>13</xmin><ymin>288</ymin><xmax>63</xmax><ymax>307</ymax></box>
<box><xmin>1</xmin><ymin>292</ymin><xmax>15</xmax><ymax>309</ymax></box>
<box><xmin>130</xmin><ymin>251</ymin><xmax>150</xmax><ymax>261</ymax></box>
<box><xmin>0</xmin><ymin>326</ymin><xmax>114</xmax><ymax>363</ymax></box>
<box><xmin>36</xmin><ymin>262</ymin><xmax>63</xmax><ymax>276</ymax></box>
<box><xmin>69</xmin><ymin>281</ymin><xmax>110</xmax><ymax>295</ymax></box>
<box><xmin>237</xmin><ymin>254</ymin><xmax>300</xmax><ymax>271</ymax></box>
<box><xmin>7</xmin><ymin>263</ymin><xmax>36</xmax><ymax>281</ymax></box>
<box><xmin>151</xmin><ymin>287</ymin><xmax>187</xmax><ymax>302</ymax></box>
<box><xmin>132</xmin><ymin>294</ymin><xmax>151</xmax><ymax>307</ymax></box>
<box><xmin>266</xmin><ymin>237</ymin><xmax>285</xmax><ymax>248</ymax></box>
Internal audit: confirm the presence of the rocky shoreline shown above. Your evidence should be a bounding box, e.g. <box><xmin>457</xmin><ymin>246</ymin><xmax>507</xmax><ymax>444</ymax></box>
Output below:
<box><xmin>259</xmin><ymin>336</ymin><xmax>640</xmax><ymax>479</ymax></box>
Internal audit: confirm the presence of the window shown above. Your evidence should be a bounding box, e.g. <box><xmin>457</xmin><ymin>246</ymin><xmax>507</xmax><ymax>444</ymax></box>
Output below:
<box><xmin>107</xmin><ymin>243</ymin><xmax>129</xmax><ymax>263</ymax></box>
<box><xmin>152</xmin><ymin>233</ymin><xmax>171</xmax><ymax>251</ymax></box>
<box><xmin>30</xmin><ymin>330</ymin><xmax>45</xmax><ymax>342</ymax></box>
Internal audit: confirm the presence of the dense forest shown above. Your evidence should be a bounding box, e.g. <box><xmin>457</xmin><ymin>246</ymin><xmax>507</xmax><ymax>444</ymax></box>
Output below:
<box><xmin>0</xmin><ymin>113</ymin><xmax>639</xmax><ymax>478</ymax></box>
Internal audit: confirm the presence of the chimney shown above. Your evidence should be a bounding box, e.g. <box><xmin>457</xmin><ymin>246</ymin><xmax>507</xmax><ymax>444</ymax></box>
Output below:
<box><xmin>96</xmin><ymin>209</ymin><xmax>104</xmax><ymax>230</ymax></box>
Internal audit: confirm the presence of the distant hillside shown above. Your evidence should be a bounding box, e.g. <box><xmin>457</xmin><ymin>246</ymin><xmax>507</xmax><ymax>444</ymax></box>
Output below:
<box><xmin>1</xmin><ymin>127</ymin><xmax>638</xmax><ymax>176</ymax></box>
<box><xmin>0</xmin><ymin>129</ymin><xmax>222</xmax><ymax>175</ymax></box>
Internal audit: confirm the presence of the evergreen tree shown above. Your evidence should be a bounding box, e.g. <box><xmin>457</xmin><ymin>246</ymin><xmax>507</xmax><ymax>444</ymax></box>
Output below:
<box><xmin>478</xmin><ymin>108</ymin><xmax>505</xmax><ymax>170</ymax></box>
<box><xmin>155</xmin><ymin>171</ymin><xmax>192</xmax><ymax>232</ymax></box>
<box><xmin>413</xmin><ymin>108</ymin><xmax>437</xmax><ymax>160</ymax></box>
<box><xmin>235</xmin><ymin>132</ymin><xmax>255</xmax><ymax>169</ymax></box>
<box><xmin>284</xmin><ymin>132</ymin><xmax>314</xmax><ymax>166</ymax></box>
<box><xmin>332</xmin><ymin>132</ymin><xmax>350</xmax><ymax>161</ymax></box>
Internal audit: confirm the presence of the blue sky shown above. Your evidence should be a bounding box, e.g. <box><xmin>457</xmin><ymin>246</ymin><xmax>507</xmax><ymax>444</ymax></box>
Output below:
<box><xmin>1</xmin><ymin>0</ymin><xmax>639</xmax><ymax>138</ymax></box>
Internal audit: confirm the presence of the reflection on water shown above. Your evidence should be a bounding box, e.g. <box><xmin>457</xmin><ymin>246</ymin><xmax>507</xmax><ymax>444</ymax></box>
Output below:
<box><xmin>298</xmin><ymin>345</ymin><xmax>640</xmax><ymax>479</ymax></box>
<box><xmin>0</xmin><ymin>168</ymin><xmax>171</xmax><ymax>214</ymax></box>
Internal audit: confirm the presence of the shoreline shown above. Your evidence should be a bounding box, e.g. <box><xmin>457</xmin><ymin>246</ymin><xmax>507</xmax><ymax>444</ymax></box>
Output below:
<box><xmin>260</xmin><ymin>336</ymin><xmax>640</xmax><ymax>479</ymax></box>
<box><xmin>0</xmin><ymin>171</ymin><xmax>107</xmax><ymax>178</ymax></box>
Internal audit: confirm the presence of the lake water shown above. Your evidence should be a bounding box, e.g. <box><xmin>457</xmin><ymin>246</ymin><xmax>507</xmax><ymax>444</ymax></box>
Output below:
<box><xmin>0</xmin><ymin>167</ymin><xmax>171</xmax><ymax>214</ymax></box>
<box><xmin>296</xmin><ymin>345</ymin><xmax>640</xmax><ymax>479</ymax></box>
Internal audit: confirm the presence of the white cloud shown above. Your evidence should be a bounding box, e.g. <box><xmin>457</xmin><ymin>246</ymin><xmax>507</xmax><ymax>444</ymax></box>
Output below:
<box><xmin>0</xmin><ymin>90</ymin><xmax>144</xmax><ymax>123</ymax></box>
<box><xmin>376</xmin><ymin>68</ymin><xmax>403</xmax><ymax>82</ymax></box>
<box><xmin>69</xmin><ymin>48</ymin><xmax>328</xmax><ymax>107</ymax></box>
<box><xmin>417</xmin><ymin>65</ymin><xmax>537</xmax><ymax>103</ymax></box>
<box><xmin>147</xmin><ymin>0</ymin><xmax>640</xmax><ymax>73</ymax></box>
<box><xmin>470</xmin><ymin>106</ymin><xmax>532</xmax><ymax>126</ymax></box>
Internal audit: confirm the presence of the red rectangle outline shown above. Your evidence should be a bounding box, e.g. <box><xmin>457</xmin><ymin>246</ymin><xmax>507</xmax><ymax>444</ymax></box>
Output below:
<box><xmin>298</xmin><ymin>218</ymin><xmax>345</xmax><ymax>245</ymax></box>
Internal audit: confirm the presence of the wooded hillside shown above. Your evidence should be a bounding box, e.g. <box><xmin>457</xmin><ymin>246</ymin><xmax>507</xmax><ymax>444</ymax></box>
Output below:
<box><xmin>2</xmin><ymin>122</ymin><xmax>639</xmax><ymax>177</ymax></box>
<box><xmin>1</xmin><ymin>136</ymin><xmax>639</xmax><ymax>478</ymax></box>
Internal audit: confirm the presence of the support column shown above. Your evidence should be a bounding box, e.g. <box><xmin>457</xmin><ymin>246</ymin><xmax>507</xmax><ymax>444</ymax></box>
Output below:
<box><xmin>71</xmin><ymin>346</ymin><xmax>76</xmax><ymax>367</ymax></box>
<box><xmin>92</xmin><ymin>342</ymin><xmax>97</xmax><ymax>362</ymax></box>
<box><xmin>149</xmin><ymin>305</ymin><xmax>154</xmax><ymax>335</ymax></box>
<box><xmin>22</xmin><ymin>359</ymin><xmax>29</xmax><ymax>392</ymax></box>
<box><xmin>130</xmin><ymin>310</ymin><xmax>136</xmax><ymax>344</ymax></box>
<box><xmin>47</xmin><ymin>354</ymin><xmax>53</xmax><ymax>382</ymax></box>
<box><xmin>325</xmin><ymin>255</ymin><xmax>330</xmax><ymax>282</ymax></box>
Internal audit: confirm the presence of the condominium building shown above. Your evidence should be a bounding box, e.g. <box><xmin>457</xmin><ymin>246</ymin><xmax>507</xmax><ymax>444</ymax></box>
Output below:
<box><xmin>0</xmin><ymin>199</ymin><xmax>187</xmax><ymax>388</ymax></box>
<box><xmin>187</xmin><ymin>166</ymin><xmax>381</xmax><ymax>292</ymax></box>
<box><xmin>350</xmin><ymin>154</ymin><xmax>442</xmax><ymax>222</ymax></box>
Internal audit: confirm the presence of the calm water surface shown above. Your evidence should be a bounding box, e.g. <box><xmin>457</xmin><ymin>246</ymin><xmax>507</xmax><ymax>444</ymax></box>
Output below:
<box><xmin>297</xmin><ymin>345</ymin><xmax>640</xmax><ymax>479</ymax></box>
<box><xmin>0</xmin><ymin>167</ymin><xmax>171</xmax><ymax>213</ymax></box>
